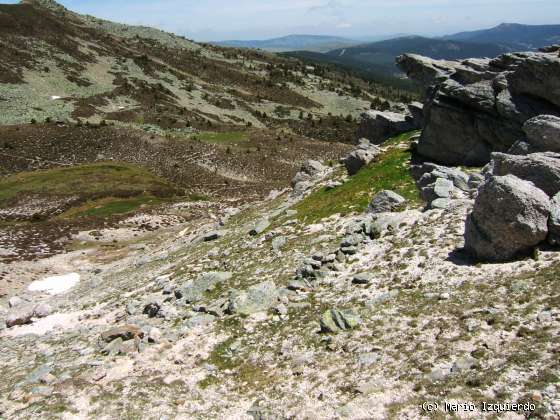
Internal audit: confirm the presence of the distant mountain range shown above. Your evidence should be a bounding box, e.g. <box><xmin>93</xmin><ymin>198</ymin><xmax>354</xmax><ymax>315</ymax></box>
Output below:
<box><xmin>443</xmin><ymin>23</ymin><xmax>560</xmax><ymax>51</ymax></box>
<box><xmin>278</xmin><ymin>23</ymin><xmax>560</xmax><ymax>81</ymax></box>
<box><xmin>214</xmin><ymin>35</ymin><xmax>360</xmax><ymax>53</ymax></box>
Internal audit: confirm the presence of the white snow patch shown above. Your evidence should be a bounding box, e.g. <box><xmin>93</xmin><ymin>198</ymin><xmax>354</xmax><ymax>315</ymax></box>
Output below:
<box><xmin>50</xmin><ymin>95</ymin><xmax>62</xmax><ymax>100</ymax></box>
<box><xmin>28</xmin><ymin>273</ymin><xmax>80</xmax><ymax>295</ymax></box>
<box><xmin>2</xmin><ymin>312</ymin><xmax>80</xmax><ymax>337</ymax></box>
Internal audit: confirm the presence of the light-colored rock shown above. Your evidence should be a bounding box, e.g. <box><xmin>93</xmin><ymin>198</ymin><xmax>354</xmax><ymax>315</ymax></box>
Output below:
<box><xmin>228</xmin><ymin>281</ymin><xmax>279</xmax><ymax>316</ymax></box>
<box><xmin>523</xmin><ymin>115</ymin><xmax>560</xmax><ymax>153</ymax></box>
<box><xmin>548</xmin><ymin>192</ymin><xmax>560</xmax><ymax>245</ymax></box>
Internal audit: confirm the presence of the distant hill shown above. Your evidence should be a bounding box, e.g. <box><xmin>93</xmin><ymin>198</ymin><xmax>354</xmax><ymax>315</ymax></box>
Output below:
<box><xmin>214</xmin><ymin>34</ymin><xmax>360</xmax><ymax>53</ymax></box>
<box><xmin>443</xmin><ymin>23</ymin><xmax>560</xmax><ymax>51</ymax></box>
<box><xmin>284</xmin><ymin>36</ymin><xmax>509</xmax><ymax>82</ymax></box>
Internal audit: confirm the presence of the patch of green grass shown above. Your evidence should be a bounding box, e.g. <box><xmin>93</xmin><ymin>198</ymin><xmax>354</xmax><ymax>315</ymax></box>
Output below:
<box><xmin>62</xmin><ymin>195</ymin><xmax>168</xmax><ymax>218</ymax></box>
<box><xmin>294</xmin><ymin>131</ymin><xmax>422</xmax><ymax>223</ymax></box>
<box><xmin>195</xmin><ymin>131</ymin><xmax>248</xmax><ymax>145</ymax></box>
<box><xmin>0</xmin><ymin>162</ymin><xmax>177</xmax><ymax>206</ymax></box>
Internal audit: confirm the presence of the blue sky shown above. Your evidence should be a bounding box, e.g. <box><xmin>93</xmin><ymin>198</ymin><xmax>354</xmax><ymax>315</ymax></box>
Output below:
<box><xmin>5</xmin><ymin>0</ymin><xmax>560</xmax><ymax>40</ymax></box>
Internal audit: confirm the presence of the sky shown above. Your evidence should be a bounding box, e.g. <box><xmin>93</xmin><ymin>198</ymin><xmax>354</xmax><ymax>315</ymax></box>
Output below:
<box><xmin>4</xmin><ymin>0</ymin><xmax>560</xmax><ymax>41</ymax></box>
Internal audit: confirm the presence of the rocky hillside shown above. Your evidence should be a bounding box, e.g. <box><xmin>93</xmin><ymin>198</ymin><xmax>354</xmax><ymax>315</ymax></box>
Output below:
<box><xmin>0</xmin><ymin>0</ymin><xmax>388</xmax><ymax>132</ymax></box>
<box><xmin>1</xmin><ymin>2</ymin><xmax>560</xmax><ymax>418</ymax></box>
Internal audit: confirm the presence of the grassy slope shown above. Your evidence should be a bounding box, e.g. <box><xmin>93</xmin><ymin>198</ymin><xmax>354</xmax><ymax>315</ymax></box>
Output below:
<box><xmin>0</xmin><ymin>162</ymin><xmax>179</xmax><ymax>218</ymax></box>
<box><xmin>295</xmin><ymin>131</ymin><xmax>422</xmax><ymax>223</ymax></box>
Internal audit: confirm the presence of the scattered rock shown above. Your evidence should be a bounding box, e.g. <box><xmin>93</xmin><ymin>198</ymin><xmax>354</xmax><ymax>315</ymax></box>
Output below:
<box><xmin>464</xmin><ymin>174</ymin><xmax>550</xmax><ymax>261</ymax></box>
<box><xmin>101</xmin><ymin>325</ymin><xmax>143</xmax><ymax>343</ymax></box>
<box><xmin>271</xmin><ymin>235</ymin><xmax>287</xmax><ymax>251</ymax></box>
<box><xmin>148</xmin><ymin>327</ymin><xmax>162</xmax><ymax>343</ymax></box>
<box><xmin>6</xmin><ymin>306</ymin><xmax>34</xmax><ymax>328</ymax></box>
<box><xmin>203</xmin><ymin>231</ymin><xmax>221</xmax><ymax>242</ymax></box>
<box><xmin>8</xmin><ymin>296</ymin><xmax>24</xmax><ymax>308</ymax></box>
<box><xmin>366</xmin><ymin>190</ymin><xmax>406</xmax><ymax>214</ymax></box>
<box><xmin>342</xmin><ymin>139</ymin><xmax>382</xmax><ymax>175</ymax></box>
<box><xmin>33</xmin><ymin>303</ymin><xmax>51</xmax><ymax>318</ymax></box>
<box><xmin>249</xmin><ymin>219</ymin><xmax>270</xmax><ymax>236</ymax></box>
<box><xmin>548</xmin><ymin>192</ymin><xmax>560</xmax><ymax>245</ymax></box>
<box><xmin>319</xmin><ymin>308</ymin><xmax>361</xmax><ymax>333</ymax></box>
<box><xmin>352</xmin><ymin>273</ymin><xmax>373</xmax><ymax>285</ymax></box>
<box><xmin>228</xmin><ymin>281</ymin><xmax>279</xmax><ymax>315</ymax></box>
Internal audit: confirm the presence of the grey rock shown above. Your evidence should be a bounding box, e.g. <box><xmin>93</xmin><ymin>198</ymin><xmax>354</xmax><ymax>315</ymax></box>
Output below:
<box><xmin>467</xmin><ymin>173</ymin><xmax>485</xmax><ymax>190</ymax></box>
<box><xmin>287</xmin><ymin>279</ymin><xmax>312</xmax><ymax>292</ymax></box>
<box><xmin>366</xmin><ymin>190</ymin><xmax>406</xmax><ymax>214</ymax></box>
<box><xmin>271</xmin><ymin>235</ymin><xmax>287</xmax><ymax>251</ymax></box>
<box><xmin>548</xmin><ymin>192</ymin><xmax>560</xmax><ymax>245</ymax></box>
<box><xmin>33</xmin><ymin>304</ymin><xmax>52</xmax><ymax>318</ymax></box>
<box><xmin>524</xmin><ymin>115</ymin><xmax>560</xmax><ymax>153</ymax></box>
<box><xmin>340</xmin><ymin>233</ymin><xmax>364</xmax><ymax>247</ymax></box>
<box><xmin>451</xmin><ymin>356</ymin><xmax>477</xmax><ymax>373</ymax></box>
<box><xmin>102</xmin><ymin>337</ymin><xmax>124</xmax><ymax>356</ymax></box>
<box><xmin>491</xmin><ymin>152</ymin><xmax>560</xmax><ymax>196</ymax></box>
<box><xmin>6</xmin><ymin>306</ymin><xmax>34</xmax><ymax>328</ymax></box>
<box><xmin>8</xmin><ymin>296</ymin><xmax>24</xmax><ymax>308</ymax></box>
<box><xmin>464</xmin><ymin>174</ymin><xmax>550</xmax><ymax>261</ymax></box>
<box><xmin>249</xmin><ymin>219</ymin><xmax>270</xmax><ymax>236</ymax></box>
<box><xmin>430</xmin><ymin>198</ymin><xmax>452</xmax><ymax>209</ymax></box>
<box><xmin>342</xmin><ymin>139</ymin><xmax>382</xmax><ymax>175</ymax></box>
<box><xmin>148</xmin><ymin>327</ymin><xmax>162</xmax><ymax>343</ymax></box>
<box><xmin>228</xmin><ymin>281</ymin><xmax>279</xmax><ymax>315</ymax></box>
<box><xmin>352</xmin><ymin>273</ymin><xmax>373</xmax><ymax>285</ymax></box>
<box><xmin>320</xmin><ymin>308</ymin><xmax>361</xmax><ymax>333</ymax></box>
<box><xmin>340</xmin><ymin>246</ymin><xmax>357</xmax><ymax>255</ymax></box>
<box><xmin>358</xmin><ymin>352</ymin><xmax>380</xmax><ymax>367</ymax></box>
<box><xmin>291</xmin><ymin>160</ymin><xmax>326</xmax><ymax>190</ymax></box>
<box><xmin>422</xmin><ymin>178</ymin><xmax>455</xmax><ymax>203</ymax></box>
<box><xmin>183</xmin><ymin>314</ymin><xmax>216</xmax><ymax>329</ymax></box>
<box><xmin>176</xmin><ymin>271</ymin><xmax>232</xmax><ymax>303</ymax></box>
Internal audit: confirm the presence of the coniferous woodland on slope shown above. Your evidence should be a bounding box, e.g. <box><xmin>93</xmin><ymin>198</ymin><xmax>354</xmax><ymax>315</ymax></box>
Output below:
<box><xmin>1</xmin><ymin>0</ymin><xmax>560</xmax><ymax>418</ymax></box>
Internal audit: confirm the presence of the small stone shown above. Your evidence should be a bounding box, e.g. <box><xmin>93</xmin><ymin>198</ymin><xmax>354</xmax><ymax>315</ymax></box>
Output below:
<box><xmin>358</xmin><ymin>352</ymin><xmax>380</xmax><ymax>366</ymax></box>
<box><xmin>352</xmin><ymin>273</ymin><xmax>373</xmax><ymax>285</ymax></box>
<box><xmin>287</xmin><ymin>279</ymin><xmax>312</xmax><ymax>292</ymax></box>
<box><xmin>33</xmin><ymin>303</ymin><xmax>52</xmax><ymax>318</ymax></box>
<box><xmin>101</xmin><ymin>324</ymin><xmax>143</xmax><ymax>342</ymax></box>
<box><xmin>8</xmin><ymin>296</ymin><xmax>23</xmax><ymax>308</ymax></box>
<box><xmin>271</xmin><ymin>236</ymin><xmax>287</xmax><ymax>251</ymax></box>
<box><xmin>320</xmin><ymin>308</ymin><xmax>361</xmax><ymax>333</ymax></box>
<box><xmin>148</xmin><ymin>327</ymin><xmax>163</xmax><ymax>343</ymax></box>
<box><xmin>340</xmin><ymin>246</ymin><xmax>357</xmax><ymax>255</ymax></box>
<box><xmin>249</xmin><ymin>219</ymin><xmax>270</xmax><ymax>236</ymax></box>
<box><xmin>451</xmin><ymin>356</ymin><xmax>476</xmax><ymax>373</ymax></box>
<box><xmin>102</xmin><ymin>337</ymin><xmax>123</xmax><ymax>356</ymax></box>
<box><xmin>203</xmin><ymin>231</ymin><xmax>221</xmax><ymax>242</ymax></box>
<box><xmin>6</xmin><ymin>306</ymin><xmax>34</xmax><ymax>328</ymax></box>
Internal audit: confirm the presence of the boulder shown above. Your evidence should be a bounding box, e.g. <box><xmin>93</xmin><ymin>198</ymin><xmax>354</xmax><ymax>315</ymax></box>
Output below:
<box><xmin>342</xmin><ymin>138</ymin><xmax>382</xmax><ymax>175</ymax></box>
<box><xmin>366</xmin><ymin>190</ymin><xmax>406</xmax><ymax>214</ymax></box>
<box><xmin>548</xmin><ymin>192</ymin><xmax>560</xmax><ymax>245</ymax></box>
<box><xmin>491</xmin><ymin>152</ymin><xmax>560</xmax><ymax>196</ymax></box>
<box><xmin>357</xmin><ymin>110</ymin><xmax>418</xmax><ymax>144</ymax></box>
<box><xmin>227</xmin><ymin>281</ymin><xmax>278</xmax><ymax>315</ymax></box>
<box><xmin>523</xmin><ymin>115</ymin><xmax>560</xmax><ymax>153</ymax></box>
<box><xmin>464</xmin><ymin>175</ymin><xmax>550</xmax><ymax>261</ymax></box>
<box><xmin>397</xmin><ymin>50</ymin><xmax>560</xmax><ymax>166</ymax></box>
<box><xmin>33</xmin><ymin>304</ymin><xmax>51</xmax><ymax>318</ymax></box>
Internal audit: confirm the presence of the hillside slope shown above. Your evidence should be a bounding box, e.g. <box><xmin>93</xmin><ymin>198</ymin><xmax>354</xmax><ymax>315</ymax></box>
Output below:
<box><xmin>0</xmin><ymin>0</ymin><xmax>379</xmax><ymax>129</ymax></box>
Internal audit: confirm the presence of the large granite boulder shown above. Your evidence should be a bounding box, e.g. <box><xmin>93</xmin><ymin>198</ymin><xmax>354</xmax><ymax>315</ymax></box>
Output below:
<box><xmin>523</xmin><ymin>115</ymin><xmax>560</xmax><ymax>153</ymax></box>
<box><xmin>397</xmin><ymin>50</ymin><xmax>560</xmax><ymax>166</ymax></box>
<box><xmin>291</xmin><ymin>159</ymin><xmax>327</xmax><ymax>193</ymax></box>
<box><xmin>464</xmin><ymin>174</ymin><xmax>550</xmax><ymax>261</ymax></box>
<box><xmin>548</xmin><ymin>192</ymin><xmax>560</xmax><ymax>245</ymax></box>
<box><xmin>356</xmin><ymin>110</ymin><xmax>419</xmax><ymax>144</ymax></box>
<box><xmin>490</xmin><ymin>152</ymin><xmax>560</xmax><ymax>197</ymax></box>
